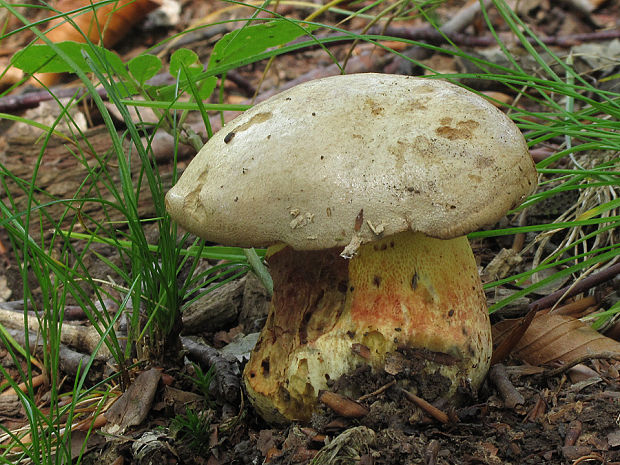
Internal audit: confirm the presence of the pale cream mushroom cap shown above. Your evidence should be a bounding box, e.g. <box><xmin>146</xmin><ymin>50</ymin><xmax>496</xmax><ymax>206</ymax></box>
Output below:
<box><xmin>166</xmin><ymin>73</ymin><xmax>537</xmax><ymax>249</ymax></box>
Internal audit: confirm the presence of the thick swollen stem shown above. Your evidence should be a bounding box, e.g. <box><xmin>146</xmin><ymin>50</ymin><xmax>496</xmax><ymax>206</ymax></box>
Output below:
<box><xmin>243</xmin><ymin>231</ymin><xmax>492</xmax><ymax>423</ymax></box>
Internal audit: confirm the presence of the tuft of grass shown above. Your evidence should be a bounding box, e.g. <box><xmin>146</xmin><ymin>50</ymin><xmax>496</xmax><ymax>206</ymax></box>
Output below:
<box><xmin>0</xmin><ymin>0</ymin><xmax>617</xmax><ymax>462</ymax></box>
<box><xmin>170</xmin><ymin>408</ymin><xmax>213</xmax><ymax>455</ymax></box>
<box><xmin>453</xmin><ymin>1</ymin><xmax>619</xmax><ymax>321</ymax></box>
<box><xmin>188</xmin><ymin>363</ymin><xmax>217</xmax><ymax>405</ymax></box>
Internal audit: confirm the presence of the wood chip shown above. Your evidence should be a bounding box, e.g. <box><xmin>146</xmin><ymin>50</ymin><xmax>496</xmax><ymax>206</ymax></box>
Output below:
<box><xmin>0</xmin><ymin>394</ymin><xmax>22</xmax><ymax>417</ymax></box>
<box><xmin>318</xmin><ymin>391</ymin><xmax>369</xmax><ymax>418</ymax></box>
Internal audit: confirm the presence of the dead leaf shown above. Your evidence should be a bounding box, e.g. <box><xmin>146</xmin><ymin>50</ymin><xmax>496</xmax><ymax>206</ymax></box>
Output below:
<box><xmin>490</xmin><ymin>307</ymin><xmax>537</xmax><ymax>365</ymax></box>
<box><xmin>567</xmin><ymin>364</ymin><xmax>600</xmax><ymax>383</ymax></box>
<box><xmin>481</xmin><ymin>248</ymin><xmax>523</xmax><ymax>282</ymax></box>
<box><xmin>35</xmin><ymin>0</ymin><xmax>161</xmax><ymax>86</ymax></box>
<box><xmin>162</xmin><ymin>385</ymin><xmax>203</xmax><ymax>415</ymax></box>
<box><xmin>256</xmin><ymin>429</ymin><xmax>278</xmax><ymax>457</ymax></box>
<box><xmin>607</xmin><ymin>430</ymin><xmax>620</xmax><ymax>448</ymax></box>
<box><xmin>312</xmin><ymin>427</ymin><xmax>375</xmax><ymax>464</ymax></box>
<box><xmin>45</xmin><ymin>0</ymin><xmax>161</xmax><ymax>47</ymax></box>
<box><xmin>70</xmin><ymin>430</ymin><xmax>106</xmax><ymax>460</ymax></box>
<box><xmin>493</xmin><ymin>313</ymin><xmax>620</xmax><ymax>366</ymax></box>
<box><xmin>103</xmin><ymin>368</ymin><xmax>161</xmax><ymax>433</ymax></box>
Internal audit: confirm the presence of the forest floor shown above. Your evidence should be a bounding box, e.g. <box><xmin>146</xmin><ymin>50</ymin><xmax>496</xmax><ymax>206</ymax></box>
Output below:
<box><xmin>0</xmin><ymin>0</ymin><xmax>619</xmax><ymax>464</ymax></box>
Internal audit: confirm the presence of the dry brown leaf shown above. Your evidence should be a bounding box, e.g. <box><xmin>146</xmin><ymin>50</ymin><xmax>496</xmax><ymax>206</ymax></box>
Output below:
<box><xmin>44</xmin><ymin>0</ymin><xmax>161</xmax><ymax>47</ymax></box>
<box><xmin>35</xmin><ymin>0</ymin><xmax>161</xmax><ymax>86</ymax></box>
<box><xmin>490</xmin><ymin>307</ymin><xmax>536</xmax><ymax>366</ymax></box>
<box><xmin>0</xmin><ymin>61</ymin><xmax>24</xmax><ymax>91</ymax></box>
<box><xmin>103</xmin><ymin>368</ymin><xmax>161</xmax><ymax>433</ymax></box>
<box><xmin>493</xmin><ymin>313</ymin><xmax>620</xmax><ymax>366</ymax></box>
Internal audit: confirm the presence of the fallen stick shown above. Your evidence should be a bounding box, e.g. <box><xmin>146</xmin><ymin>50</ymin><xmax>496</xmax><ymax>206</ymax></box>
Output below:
<box><xmin>401</xmin><ymin>389</ymin><xmax>449</xmax><ymax>424</ymax></box>
<box><xmin>357</xmin><ymin>379</ymin><xmax>396</xmax><ymax>402</ymax></box>
<box><xmin>5</xmin><ymin>328</ymin><xmax>103</xmax><ymax>383</ymax></box>
<box><xmin>0</xmin><ymin>299</ymin><xmax>118</xmax><ymax>321</ymax></box>
<box><xmin>181</xmin><ymin>336</ymin><xmax>240</xmax><ymax>404</ymax></box>
<box><xmin>0</xmin><ymin>373</ymin><xmax>46</xmax><ymax>397</ymax></box>
<box><xmin>548</xmin><ymin>295</ymin><xmax>598</xmax><ymax>316</ymax></box>
<box><xmin>543</xmin><ymin>351</ymin><xmax>620</xmax><ymax>378</ymax></box>
<box><xmin>368</xmin><ymin>25</ymin><xmax>620</xmax><ymax>48</ymax></box>
<box><xmin>489</xmin><ymin>364</ymin><xmax>525</xmax><ymax>409</ymax></box>
<box><xmin>529</xmin><ymin>262</ymin><xmax>620</xmax><ymax>312</ymax></box>
<box><xmin>384</xmin><ymin>0</ymin><xmax>490</xmax><ymax>75</ymax></box>
<box><xmin>0</xmin><ymin>307</ymin><xmax>112</xmax><ymax>359</ymax></box>
<box><xmin>318</xmin><ymin>390</ymin><xmax>369</xmax><ymax>418</ymax></box>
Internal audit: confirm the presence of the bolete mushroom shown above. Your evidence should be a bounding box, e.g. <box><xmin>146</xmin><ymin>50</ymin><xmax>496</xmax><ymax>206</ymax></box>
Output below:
<box><xmin>165</xmin><ymin>73</ymin><xmax>537</xmax><ymax>423</ymax></box>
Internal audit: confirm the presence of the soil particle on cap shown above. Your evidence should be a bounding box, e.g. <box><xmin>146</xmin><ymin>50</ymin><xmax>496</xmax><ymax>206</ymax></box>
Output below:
<box><xmin>289</xmin><ymin>209</ymin><xmax>315</xmax><ymax>229</ymax></box>
<box><xmin>232</xmin><ymin>111</ymin><xmax>273</xmax><ymax>133</ymax></box>
<box><xmin>367</xmin><ymin>220</ymin><xmax>385</xmax><ymax>235</ymax></box>
<box><xmin>364</xmin><ymin>97</ymin><xmax>385</xmax><ymax>116</ymax></box>
<box><xmin>435</xmin><ymin>118</ymin><xmax>480</xmax><ymax>140</ymax></box>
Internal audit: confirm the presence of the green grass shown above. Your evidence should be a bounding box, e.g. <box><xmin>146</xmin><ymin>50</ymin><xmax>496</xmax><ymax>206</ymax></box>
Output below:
<box><xmin>0</xmin><ymin>0</ymin><xmax>617</xmax><ymax>462</ymax></box>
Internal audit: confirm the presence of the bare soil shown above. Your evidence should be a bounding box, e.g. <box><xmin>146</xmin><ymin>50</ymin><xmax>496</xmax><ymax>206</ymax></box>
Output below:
<box><xmin>0</xmin><ymin>0</ymin><xmax>619</xmax><ymax>464</ymax></box>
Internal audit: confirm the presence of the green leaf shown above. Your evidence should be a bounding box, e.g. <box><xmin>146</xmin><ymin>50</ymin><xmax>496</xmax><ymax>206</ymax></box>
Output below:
<box><xmin>115</xmin><ymin>80</ymin><xmax>139</xmax><ymax>98</ymax></box>
<box><xmin>158</xmin><ymin>73</ymin><xmax>216</xmax><ymax>102</ymax></box>
<box><xmin>208</xmin><ymin>20</ymin><xmax>317</xmax><ymax>71</ymax></box>
<box><xmin>156</xmin><ymin>84</ymin><xmax>178</xmax><ymax>102</ymax></box>
<box><xmin>169</xmin><ymin>48</ymin><xmax>202</xmax><ymax>79</ymax></box>
<box><xmin>11</xmin><ymin>41</ymin><xmax>127</xmax><ymax>79</ymax></box>
<box><xmin>12</xmin><ymin>42</ymin><xmax>88</xmax><ymax>74</ymax></box>
<box><xmin>197</xmin><ymin>76</ymin><xmax>217</xmax><ymax>100</ymax></box>
<box><xmin>128</xmin><ymin>54</ymin><xmax>162</xmax><ymax>84</ymax></box>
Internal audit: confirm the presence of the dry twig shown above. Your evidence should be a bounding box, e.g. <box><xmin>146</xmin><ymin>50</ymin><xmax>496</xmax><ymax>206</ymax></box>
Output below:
<box><xmin>5</xmin><ymin>327</ymin><xmax>103</xmax><ymax>382</ymax></box>
<box><xmin>529</xmin><ymin>262</ymin><xmax>620</xmax><ymax>312</ymax></box>
<box><xmin>489</xmin><ymin>364</ymin><xmax>525</xmax><ymax>409</ymax></box>
<box><xmin>401</xmin><ymin>389</ymin><xmax>449</xmax><ymax>424</ymax></box>
<box><xmin>181</xmin><ymin>336</ymin><xmax>240</xmax><ymax>404</ymax></box>
<box><xmin>357</xmin><ymin>379</ymin><xmax>396</xmax><ymax>402</ymax></box>
<box><xmin>0</xmin><ymin>307</ymin><xmax>112</xmax><ymax>359</ymax></box>
<box><xmin>543</xmin><ymin>352</ymin><xmax>620</xmax><ymax>378</ymax></box>
<box><xmin>319</xmin><ymin>391</ymin><xmax>369</xmax><ymax>418</ymax></box>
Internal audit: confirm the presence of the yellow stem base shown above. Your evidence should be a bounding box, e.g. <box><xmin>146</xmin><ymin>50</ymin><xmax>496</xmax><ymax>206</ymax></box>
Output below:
<box><xmin>244</xmin><ymin>231</ymin><xmax>492</xmax><ymax>423</ymax></box>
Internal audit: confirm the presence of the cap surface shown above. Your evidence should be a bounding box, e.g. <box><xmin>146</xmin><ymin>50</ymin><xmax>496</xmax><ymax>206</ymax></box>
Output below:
<box><xmin>166</xmin><ymin>73</ymin><xmax>537</xmax><ymax>250</ymax></box>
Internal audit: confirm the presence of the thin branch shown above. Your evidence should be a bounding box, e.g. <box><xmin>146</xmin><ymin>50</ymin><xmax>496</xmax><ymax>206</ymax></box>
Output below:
<box><xmin>489</xmin><ymin>364</ymin><xmax>525</xmax><ymax>409</ymax></box>
<box><xmin>529</xmin><ymin>261</ymin><xmax>620</xmax><ymax>311</ymax></box>
<box><xmin>542</xmin><ymin>351</ymin><xmax>620</xmax><ymax>377</ymax></box>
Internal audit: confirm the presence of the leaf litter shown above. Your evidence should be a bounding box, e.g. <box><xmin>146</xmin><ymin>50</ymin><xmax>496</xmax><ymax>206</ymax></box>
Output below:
<box><xmin>0</xmin><ymin>0</ymin><xmax>619</xmax><ymax>464</ymax></box>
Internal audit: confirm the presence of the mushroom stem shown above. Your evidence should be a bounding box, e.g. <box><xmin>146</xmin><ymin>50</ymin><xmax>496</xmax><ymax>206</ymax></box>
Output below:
<box><xmin>243</xmin><ymin>230</ymin><xmax>492</xmax><ymax>423</ymax></box>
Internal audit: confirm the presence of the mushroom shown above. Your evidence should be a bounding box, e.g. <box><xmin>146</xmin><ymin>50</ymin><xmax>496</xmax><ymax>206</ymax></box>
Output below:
<box><xmin>165</xmin><ymin>73</ymin><xmax>537</xmax><ymax>423</ymax></box>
